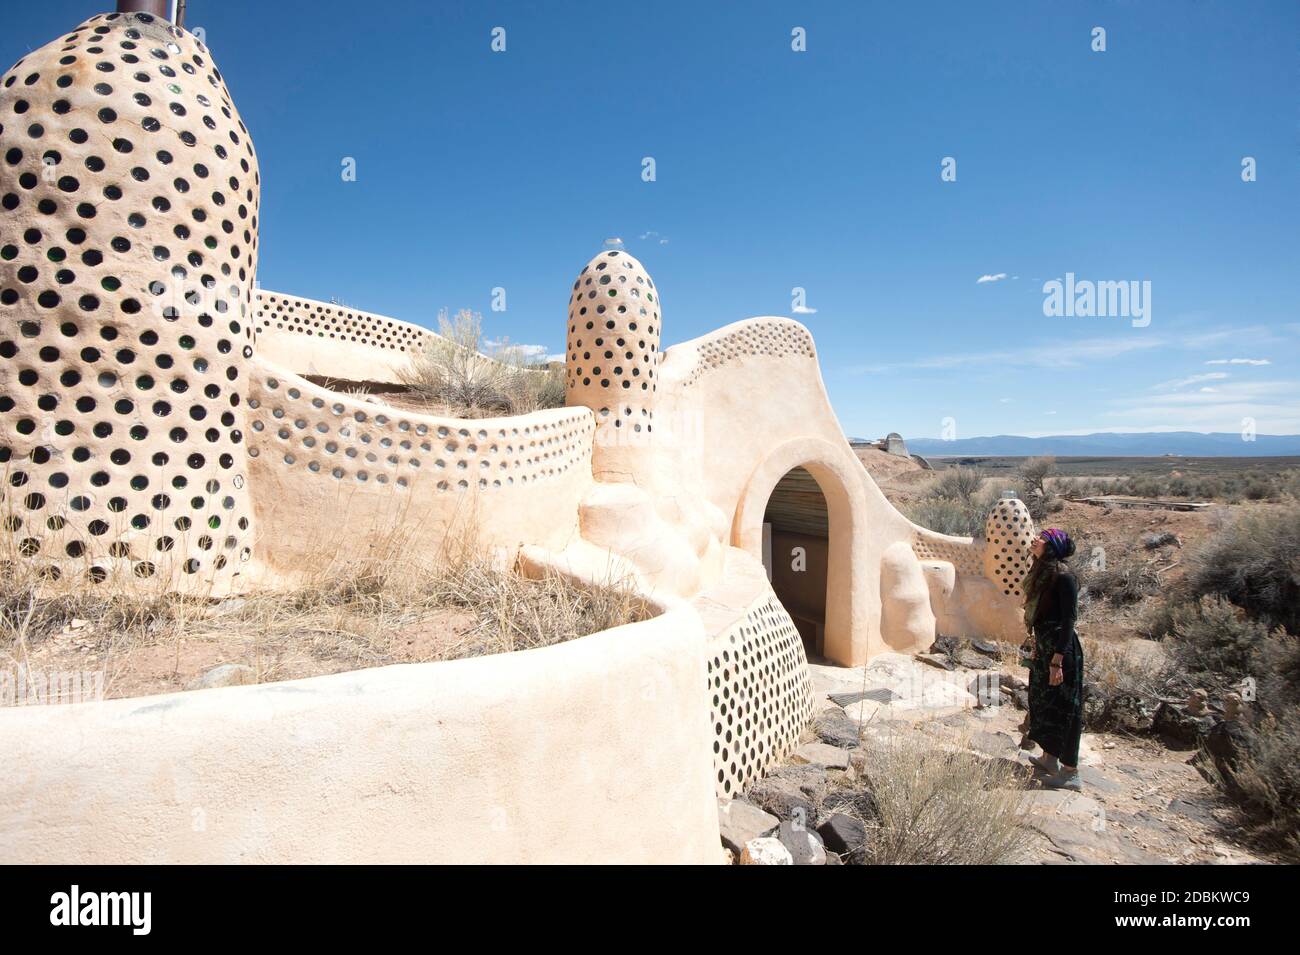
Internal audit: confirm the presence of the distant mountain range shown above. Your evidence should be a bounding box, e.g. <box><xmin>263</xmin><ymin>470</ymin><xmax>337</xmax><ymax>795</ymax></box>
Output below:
<box><xmin>905</xmin><ymin>432</ymin><xmax>1300</xmax><ymax>457</ymax></box>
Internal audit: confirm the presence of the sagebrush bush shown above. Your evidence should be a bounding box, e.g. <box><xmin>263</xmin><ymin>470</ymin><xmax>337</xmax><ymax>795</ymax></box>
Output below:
<box><xmin>1082</xmin><ymin>638</ymin><xmax>1168</xmax><ymax>731</ymax></box>
<box><xmin>1076</xmin><ymin>553</ymin><xmax>1161</xmax><ymax>606</ymax></box>
<box><xmin>1166</xmin><ymin>596</ymin><xmax>1274</xmax><ymax>685</ymax></box>
<box><xmin>901</xmin><ymin>497</ymin><xmax>988</xmax><ymax>537</ymax></box>
<box><xmin>1210</xmin><ymin>709</ymin><xmax>1300</xmax><ymax>862</ymax></box>
<box><xmin>1019</xmin><ymin>456</ymin><xmax>1055</xmax><ymax>497</ymax></box>
<box><xmin>829</xmin><ymin>733</ymin><xmax>1031</xmax><ymax>865</ymax></box>
<box><xmin>399</xmin><ymin>308</ymin><xmax>562</xmax><ymax>417</ymax></box>
<box><xmin>930</xmin><ymin>466</ymin><xmax>986</xmax><ymax>504</ymax></box>
<box><xmin>1181</xmin><ymin>506</ymin><xmax>1300</xmax><ymax>635</ymax></box>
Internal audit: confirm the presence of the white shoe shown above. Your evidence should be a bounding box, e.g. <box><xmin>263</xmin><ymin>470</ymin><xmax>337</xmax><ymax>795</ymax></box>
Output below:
<box><xmin>1043</xmin><ymin>768</ymin><xmax>1082</xmax><ymax>792</ymax></box>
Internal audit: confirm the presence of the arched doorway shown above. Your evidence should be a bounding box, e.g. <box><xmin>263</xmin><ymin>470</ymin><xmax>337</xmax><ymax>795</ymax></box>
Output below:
<box><xmin>763</xmin><ymin>467</ymin><xmax>829</xmax><ymax>659</ymax></box>
<box><xmin>734</xmin><ymin>437</ymin><xmax>874</xmax><ymax>666</ymax></box>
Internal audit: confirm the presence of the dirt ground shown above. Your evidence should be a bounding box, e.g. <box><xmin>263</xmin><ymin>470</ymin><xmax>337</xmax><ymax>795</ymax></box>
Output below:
<box><xmin>12</xmin><ymin>603</ymin><xmax>479</xmax><ymax>701</ymax></box>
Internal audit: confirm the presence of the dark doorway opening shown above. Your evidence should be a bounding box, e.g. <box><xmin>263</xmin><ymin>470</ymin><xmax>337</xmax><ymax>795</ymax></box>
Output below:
<box><xmin>762</xmin><ymin>466</ymin><xmax>829</xmax><ymax>659</ymax></box>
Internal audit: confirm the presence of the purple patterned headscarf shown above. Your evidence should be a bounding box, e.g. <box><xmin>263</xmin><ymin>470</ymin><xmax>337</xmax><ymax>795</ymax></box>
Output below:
<box><xmin>1040</xmin><ymin>528</ymin><xmax>1075</xmax><ymax>560</ymax></box>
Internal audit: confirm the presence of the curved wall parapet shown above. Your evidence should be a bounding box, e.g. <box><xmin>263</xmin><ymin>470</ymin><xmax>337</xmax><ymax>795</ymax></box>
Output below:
<box><xmin>253</xmin><ymin>289</ymin><xmax>431</xmax><ymax>384</ymax></box>
<box><xmin>0</xmin><ymin>605</ymin><xmax>722</xmax><ymax>864</ymax></box>
<box><xmin>246</xmin><ymin>363</ymin><xmax>595</xmax><ymax>581</ymax></box>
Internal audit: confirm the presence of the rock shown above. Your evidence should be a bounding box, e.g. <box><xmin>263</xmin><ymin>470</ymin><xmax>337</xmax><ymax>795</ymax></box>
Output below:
<box><xmin>745</xmin><ymin>765</ymin><xmax>828</xmax><ymax>824</ymax></box>
<box><xmin>1076</xmin><ymin>766</ymin><xmax>1124</xmax><ymax>794</ymax></box>
<box><xmin>930</xmin><ymin>635</ymin><xmax>959</xmax><ymax>657</ymax></box>
<box><xmin>739</xmin><ymin>837</ymin><xmax>792</xmax><ymax>865</ymax></box>
<box><xmin>1152</xmin><ymin>702</ymin><xmax>1216</xmax><ymax>748</ymax></box>
<box><xmin>955</xmin><ymin>648</ymin><xmax>996</xmax><ymax>670</ymax></box>
<box><xmin>1222</xmin><ymin>692</ymin><xmax>1244</xmax><ymax>721</ymax></box>
<box><xmin>186</xmin><ymin>663</ymin><xmax>256</xmax><ymax>690</ymax></box>
<box><xmin>1184</xmin><ymin>688</ymin><xmax>1209</xmax><ymax>716</ymax></box>
<box><xmin>1022</xmin><ymin>788</ymin><xmax>1105</xmax><ymax>822</ymax></box>
<box><xmin>778</xmin><ymin>820</ymin><xmax>827</xmax><ymax>865</ymax></box>
<box><xmin>1012</xmin><ymin>688</ymin><xmax>1029</xmax><ymax>711</ymax></box>
<box><xmin>721</xmin><ymin>847</ymin><xmax>736</xmax><ymax>865</ymax></box>
<box><xmin>971</xmin><ymin>639</ymin><xmax>1001</xmax><ymax>657</ymax></box>
<box><xmin>813</xmin><ymin>707</ymin><xmax>863</xmax><ymax>749</ymax></box>
<box><xmin>816</xmin><ymin>812</ymin><xmax>867</xmax><ymax>857</ymax></box>
<box><xmin>1030</xmin><ymin>818</ymin><xmax>1167</xmax><ymax>865</ymax></box>
<box><xmin>1142</xmin><ymin>531</ymin><xmax>1180</xmax><ymax>550</ymax></box>
<box><xmin>969</xmin><ymin>730</ymin><xmax>1018</xmax><ymax>759</ymax></box>
<box><xmin>842</xmin><ymin>699</ymin><xmax>883</xmax><ymax>724</ymax></box>
<box><xmin>916</xmin><ymin>652</ymin><xmax>954</xmax><ymax>672</ymax></box>
<box><xmin>1000</xmin><ymin>672</ymin><xmax>1027</xmax><ymax>692</ymax></box>
<box><xmin>717</xmin><ymin>798</ymin><xmax>779</xmax><ymax>855</ymax></box>
<box><xmin>790</xmin><ymin>742</ymin><xmax>851</xmax><ymax>770</ymax></box>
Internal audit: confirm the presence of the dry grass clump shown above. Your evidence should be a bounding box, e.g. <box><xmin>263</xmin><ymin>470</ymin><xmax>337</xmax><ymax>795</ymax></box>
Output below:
<box><xmin>398</xmin><ymin>307</ymin><xmax>565</xmax><ymax>418</ymax></box>
<box><xmin>1075</xmin><ymin>551</ymin><xmax>1162</xmax><ymax>607</ymax></box>
<box><xmin>828</xmin><ymin>733</ymin><xmax>1032</xmax><ymax>864</ymax></box>
<box><xmin>1207</xmin><ymin>708</ymin><xmax>1300</xmax><ymax>862</ymax></box>
<box><xmin>1081</xmin><ymin>637</ymin><xmax>1168</xmax><ymax>731</ymax></box>
<box><xmin>1</xmin><ymin>539</ymin><xmax>649</xmax><ymax>700</ymax></box>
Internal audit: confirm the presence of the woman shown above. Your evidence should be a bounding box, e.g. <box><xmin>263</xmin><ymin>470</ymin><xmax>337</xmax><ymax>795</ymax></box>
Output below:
<box><xmin>1021</xmin><ymin>528</ymin><xmax>1085</xmax><ymax>792</ymax></box>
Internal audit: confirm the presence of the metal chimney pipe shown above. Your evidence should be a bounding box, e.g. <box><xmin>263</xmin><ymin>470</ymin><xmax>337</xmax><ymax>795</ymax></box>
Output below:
<box><xmin>116</xmin><ymin>0</ymin><xmax>171</xmax><ymax>19</ymax></box>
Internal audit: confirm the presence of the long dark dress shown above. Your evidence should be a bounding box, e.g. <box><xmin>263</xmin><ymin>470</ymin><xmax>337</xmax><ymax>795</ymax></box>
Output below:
<box><xmin>1027</xmin><ymin>568</ymin><xmax>1084</xmax><ymax>767</ymax></box>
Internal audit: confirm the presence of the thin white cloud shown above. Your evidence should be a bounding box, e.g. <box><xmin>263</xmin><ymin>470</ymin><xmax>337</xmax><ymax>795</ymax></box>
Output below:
<box><xmin>853</xmin><ymin>334</ymin><xmax>1166</xmax><ymax>374</ymax></box>
<box><xmin>1151</xmin><ymin>371</ymin><xmax>1229</xmax><ymax>391</ymax></box>
<box><xmin>603</xmin><ymin>237</ymin><xmax>624</xmax><ymax>248</ymax></box>
<box><xmin>1206</xmin><ymin>358</ymin><xmax>1270</xmax><ymax>365</ymax></box>
<box><xmin>976</xmin><ymin>273</ymin><xmax>1008</xmax><ymax>284</ymax></box>
<box><xmin>1101</xmin><ymin>379</ymin><xmax>1300</xmax><ymax>433</ymax></box>
<box><xmin>792</xmin><ymin>305</ymin><xmax>817</xmax><ymax>315</ymax></box>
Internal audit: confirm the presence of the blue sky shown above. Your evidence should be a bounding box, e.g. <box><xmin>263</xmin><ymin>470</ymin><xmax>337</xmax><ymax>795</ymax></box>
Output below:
<box><xmin>6</xmin><ymin>1</ymin><xmax>1297</xmax><ymax>439</ymax></box>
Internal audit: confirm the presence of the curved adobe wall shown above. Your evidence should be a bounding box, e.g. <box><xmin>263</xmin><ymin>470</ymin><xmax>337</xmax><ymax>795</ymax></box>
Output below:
<box><xmin>1</xmin><ymin>12</ymin><xmax>259</xmax><ymax>593</ymax></box>
<box><xmin>696</xmin><ymin>550</ymin><xmax>814</xmax><ymax>797</ymax></box>
<box><xmin>246</xmin><ymin>362</ymin><xmax>594</xmax><ymax>581</ymax></box>
<box><xmin>253</xmin><ymin>289</ymin><xmax>431</xmax><ymax>385</ymax></box>
<box><xmin>0</xmin><ymin>606</ymin><xmax>721</xmax><ymax>864</ymax></box>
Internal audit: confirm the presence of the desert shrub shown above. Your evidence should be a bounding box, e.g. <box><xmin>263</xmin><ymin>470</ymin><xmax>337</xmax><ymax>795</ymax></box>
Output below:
<box><xmin>829</xmin><ymin>734</ymin><xmax>1031</xmax><ymax>865</ymax></box>
<box><xmin>1165</xmin><ymin>596</ymin><xmax>1276</xmax><ymax>686</ymax></box>
<box><xmin>901</xmin><ymin>498</ymin><xmax>987</xmax><ymax>537</ymax></box>
<box><xmin>1076</xmin><ymin>553</ymin><xmax>1161</xmax><ymax>606</ymax></box>
<box><xmin>1181</xmin><ymin>506</ymin><xmax>1300</xmax><ymax>635</ymax></box>
<box><xmin>1254</xmin><ymin>628</ymin><xmax>1300</xmax><ymax>714</ymax></box>
<box><xmin>1082</xmin><ymin>639</ymin><xmax>1168</xmax><ymax>732</ymax></box>
<box><xmin>525</xmin><ymin>365</ymin><xmax>567</xmax><ymax>410</ymax></box>
<box><xmin>1208</xmin><ymin>709</ymin><xmax>1300</xmax><ymax>862</ymax></box>
<box><xmin>930</xmin><ymin>466</ymin><xmax>986</xmax><ymax>504</ymax></box>
<box><xmin>1280</xmin><ymin>469</ymin><xmax>1300</xmax><ymax>502</ymax></box>
<box><xmin>399</xmin><ymin>308</ymin><xmax>559</xmax><ymax>416</ymax></box>
<box><xmin>1019</xmin><ymin>456</ymin><xmax>1055</xmax><ymax>497</ymax></box>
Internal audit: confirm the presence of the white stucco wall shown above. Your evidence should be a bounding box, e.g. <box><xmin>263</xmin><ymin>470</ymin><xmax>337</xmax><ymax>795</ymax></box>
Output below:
<box><xmin>0</xmin><ymin>608</ymin><xmax>721</xmax><ymax>864</ymax></box>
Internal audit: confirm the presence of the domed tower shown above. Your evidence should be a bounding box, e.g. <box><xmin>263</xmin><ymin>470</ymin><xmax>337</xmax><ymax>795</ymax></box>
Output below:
<box><xmin>564</xmin><ymin>249</ymin><xmax>661</xmax><ymax>467</ymax></box>
<box><xmin>982</xmin><ymin>497</ymin><xmax>1035</xmax><ymax>599</ymax></box>
<box><xmin>0</xmin><ymin>10</ymin><xmax>260</xmax><ymax>592</ymax></box>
